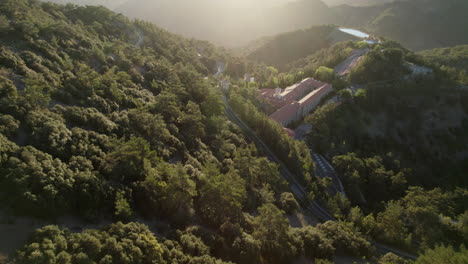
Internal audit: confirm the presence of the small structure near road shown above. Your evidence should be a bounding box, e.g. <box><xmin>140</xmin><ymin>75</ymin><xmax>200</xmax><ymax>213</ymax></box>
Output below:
<box><xmin>244</xmin><ymin>73</ymin><xmax>255</xmax><ymax>83</ymax></box>
<box><xmin>259</xmin><ymin>78</ymin><xmax>333</xmax><ymax>127</ymax></box>
<box><xmin>406</xmin><ymin>62</ymin><xmax>433</xmax><ymax>76</ymax></box>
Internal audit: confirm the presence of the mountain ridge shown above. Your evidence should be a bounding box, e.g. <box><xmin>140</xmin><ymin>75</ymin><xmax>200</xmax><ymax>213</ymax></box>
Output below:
<box><xmin>43</xmin><ymin>0</ymin><xmax>468</xmax><ymax>51</ymax></box>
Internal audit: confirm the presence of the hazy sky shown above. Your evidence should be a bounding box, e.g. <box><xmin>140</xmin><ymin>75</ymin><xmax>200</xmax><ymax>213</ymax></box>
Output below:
<box><xmin>45</xmin><ymin>0</ymin><xmax>303</xmax><ymax>46</ymax></box>
<box><xmin>44</xmin><ymin>0</ymin><xmax>356</xmax><ymax>46</ymax></box>
<box><xmin>110</xmin><ymin>0</ymin><xmax>303</xmax><ymax>44</ymax></box>
<box><xmin>46</xmin><ymin>0</ymin><xmax>296</xmax><ymax>9</ymax></box>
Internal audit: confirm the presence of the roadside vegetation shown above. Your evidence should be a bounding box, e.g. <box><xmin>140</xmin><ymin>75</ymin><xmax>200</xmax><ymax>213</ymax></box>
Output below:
<box><xmin>302</xmin><ymin>39</ymin><xmax>468</xmax><ymax>255</ymax></box>
<box><xmin>0</xmin><ymin>1</ymin><xmax>388</xmax><ymax>263</ymax></box>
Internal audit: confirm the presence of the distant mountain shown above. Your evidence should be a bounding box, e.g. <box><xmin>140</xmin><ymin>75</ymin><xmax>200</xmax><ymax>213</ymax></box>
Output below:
<box><xmin>322</xmin><ymin>0</ymin><xmax>400</xmax><ymax>6</ymax></box>
<box><xmin>245</xmin><ymin>25</ymin><xmax>358</xmax><ymax>70</ymax></box>
<box><xmin>46</xmin><ymin>0</ymin><xmax>468</xmax><ymax>51</ymax></box>
<box><xmin>114</xmin><ymin>0</ymin><xmax>303</xmax><ymax>47</ymax></box>
<box><xmin>45</xmin><ymin>0</ymin><xmax>128</xmax><ymax>9</ymax></box>
<box><xmin>362</xmin><ymin>0</ymin><xmax>468</xmax><ymax>50</ymax></box>
<box><xmin>284</xmin><ymin>0</ymin><xmax>468</xmax><ymax>50</ymax></box>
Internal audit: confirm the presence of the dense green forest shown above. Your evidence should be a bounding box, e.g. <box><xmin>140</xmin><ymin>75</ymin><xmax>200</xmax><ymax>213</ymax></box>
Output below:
<box><xmin>418</xmin><ymin>45</ymin><xmax>468</xmax><ymax>85</ymax></box>
<box><xmin>237</xmin><ymin>20</ymin><xmax>468</xmax><ymax>259</ymax></box>
<box><xmin>301</xmin><ymin>39</ymin><xmax>468</xmax><ymax>254</ymax></box>
<box><xmin>0</xmin><ymin>1</ymin><xmax>467</xmax><ymax>264</ymax></box>
<box><xmin>224</xmin><ymin>34</ymin><xmax>468</xmax><ymax>261</ymax></box>
<box><xmin>0</xmin><ymin>1</ymin><xmax>383</xmax><ymax>264</ymax></box>
<box><xmin>419</xmin><ymin>45</ymin><xmax>468</xmax><ymax>70</ymax></box>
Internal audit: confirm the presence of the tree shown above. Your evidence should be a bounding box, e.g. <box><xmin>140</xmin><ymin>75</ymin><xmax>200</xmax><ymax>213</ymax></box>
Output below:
<box><xmin>379</xmin><ymin>252</ymin><xmax>409</xmax><ymax>264</ymax></box>
<box><xmin>127</xmin><ymin>109</ymin><xmax>176</xmax><ymax>157</ymax></box>
<box><xmin>21</xmin><ymin>75</ymin><xmax>51</xmax><ymax>109</ymax></box>
<box><xmin>26</xmin><ymin>110</ymin><xmax>72</xmax><ymax>158</ymax></box>
<box><xmin>252</xmin><ymin>203</ymin><xmax>292</xmax><ymax>262</ymax></box>
<box><xmin>332</xmin><ymin>78</ymin><xmax>348</xmax><ymax>91</ymax></box>
<box><xmin>376</xmin><ymin>201</ymin><xmax>411</xmax><ymax>248</ymax></box>
<box><xmin>315</xmin><ymin>66</ymin><xmax>335</xmax><ymax>82</ymax></box>
<box><xmin>114</xmin><ymin>191</ymin><xmax>132</xmax><ymax>221</ymax></box>
<box><xmin>0</xmin><ymin>146</ymin><xmax>74</xmax><ymax>218</ymax></box>
<box><xmin>14</xmin><ymin>223</ymin><xmax>165</xmax><ymax>264</ymax></box>
<box><xmin>415</xmin><ymin>245</ymin><xmax>468</xmax><ymax>264</ymax></box>
<box><xmin>279</xmin><ymin>192</ymin><xmax>299</xmax><ymax>215</ymax></box>
<box><xmin>136</xmin><ymin>162</ymin><xmax>196</xmax><ymax>224</ymax></box>
<box><xmin>198</xmin><ymin>165</ymin><xmax>246</xmax><ymax>227</ymax></box>
<box><xmin>0</xmin><ymin>114</ymin><xmax>19</xmax><ymax>137</ymax></box>
<box><xmin>104</xmin><ymin>137</ymin><xmax>158</xmax><ymax>183</ymax></box>
<box><xmin>354</xmin><ymin>88</ymin><xmax>367</xmax><ymax>102</ymax></box>
<box><xmin>338</xmin><ymin>89</ymin><xmax>352</xmax><ymax>100</ymax></box>
<box><xmin>291</xmin><ymin>226</ymin><xmax>335</xmax><ymax>260</ymax></box>
<box><xmin>0</xmin><ymin>15</ymin><xmax>9</xmax><ymax>33</ymax></box>
<box><xmin>179</xmin><ymin>101</ymin><xmax>205</xmax><ymax>146</ymax></box>
<box><xmin>317</xmin><ymin>221</ymin><xmax>373</xmax><ymax>257</ymax></box>
<box><xmin>232</xmin><ymin>232</ymin><xmax>261</xmax><ymax>264</ymax></box>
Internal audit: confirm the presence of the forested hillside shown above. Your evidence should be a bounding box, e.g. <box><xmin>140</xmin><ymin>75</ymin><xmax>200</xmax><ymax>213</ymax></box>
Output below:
<box><xmin>323</xmin><ymin>0</ymin><xmax>400</xmax><ymax>6</ymax></box>
<box><xmin>264</xmin><ymin>0</ymin><xmax>468</xmax><ymax>51</ymax></box>
<box><xmin>1</xmin><ymin>1</ymin><xmax>467</xmax><ymax>263</ymax></box>
<box><xmin>300</xmin><ymin>40</ymin><xmax>468</xmax><ymax>254</ymax></box>
<box><xmin>234</xmin><ymin>22</ymin><xmax>468</xmax><ymax>256</ymax></box>
<box><xmin>47</xmin><ymin>0</ymin><xmax>468</xmax><ymax>51</ymax></box>
<box><xmin>418</xmin><ymin>45</ymin><xmax>468</xmax><ymax>84</ymax></box>
<box><xmin>0</xmin><ymin>1</ymin><xmax>381</xmax><ymax>264</ymax></box>
<box><xmin>221</xmin><ymin>34</ymin><xmax>468</xmax><ymax>260</ymax></box>
<box><xmin>361</xmin><ymin>0</ymin><xmax>468</xmax><ymax>50</ymax></box>
<box><xmin>46</xmin><ymin>0</ymin><xmax>128</xmax><ymax>9</ymax></box>
<box><xmin>245</xmin><ymin>25</ymin><xmax>358</xmax><ymax>70</ymax></box>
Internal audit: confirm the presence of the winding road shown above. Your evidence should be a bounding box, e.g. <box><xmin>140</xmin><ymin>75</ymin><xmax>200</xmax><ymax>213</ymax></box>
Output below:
<box><xmin>311</xmin><ymin>152</ymin><xmax>345</xmax><ymax>196</ymax></box>
<box><xmin>222</xmin><ymin>95</ymin><xmax>417</xmax><ymax>260</ymax></box>
<box><xmin>223</xmin><ymin>96</ymin><xmax>332</xmax><ymax>221</ymax></box>
<box><xmin>334</xmin><ymin>48</ymin><xmax>369</xmax><ymax>76</ymax></box>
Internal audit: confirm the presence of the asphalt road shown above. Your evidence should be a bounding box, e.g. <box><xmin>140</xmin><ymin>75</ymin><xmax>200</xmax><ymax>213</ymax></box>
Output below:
<box><xmin>223</xmin><ymin>96</ymin><xmax>333</xmax><ymax>221</ymax></box>
<box><xmin>311</xmin><ymin>151</ymin><xmax>346</xmax><ymax>196</ymax></box>
<box><xmin>223</xmin><ymin>95</ymin><xmax>417</xmax><ymax>260</ymax></box>
<box><xmin>294</xmin><ymin>125</ymin><xmax>345</xmax><ymax>196</ymax></box>
<box><xmin>334</xmin><ymin>48</ymin><xmax>369</xmax><ymax>76</ymax></box>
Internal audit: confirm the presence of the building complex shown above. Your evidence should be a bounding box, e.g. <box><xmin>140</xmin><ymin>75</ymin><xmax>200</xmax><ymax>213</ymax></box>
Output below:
<box><xmin>258</xmin><ymin>78</ymin><xmax>333</xmax><ymax>127</ymax></box>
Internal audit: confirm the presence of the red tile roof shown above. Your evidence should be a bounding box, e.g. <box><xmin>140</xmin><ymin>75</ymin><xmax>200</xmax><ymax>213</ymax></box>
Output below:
<box><xmin>270</xmin><ymin>102</ymin><xmax>300</xmax><ymax>125</ymax></box>
<box><xmin>299</xmin><ymin>84</ymin><xmax>332</xmax><ymax>105</ymax></box>
<box><xmin>259</xmin><ymin>89</ymin><xmax>292</xmax><ymax>109</ymax></box>
<box><xmin>268</xmin><ymin>83</ymin><xmax>333</xmax><ymax>126</ymax></box>
<box><xmin>258</xmin><ymin>78</ymin><xmax>327</xmax><ymax>110</ymax></box>
<box><xmin>260</xmin><ymin>78</ymin><xmax>332</xmax><ymax>126</ymax></box>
